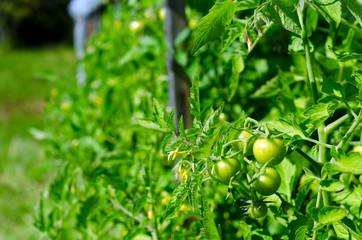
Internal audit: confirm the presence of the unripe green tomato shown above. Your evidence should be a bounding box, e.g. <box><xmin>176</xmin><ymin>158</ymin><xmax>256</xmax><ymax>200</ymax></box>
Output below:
<box><xmin>250</xmin><ymin>202</ymin><xmax>268</xmax><ymax>219</ymax></box>
<box><xmin>214</xmin><ymin>158</ymin><xmax>241</xmax><ymax>184</ymax></box>
<box><xmin>253</xmin><ymin>167</ymin><xmax>281</xmax><ymax>196</ymax></box>
<box><xmin>253</xmin><ymin>138</ymin><xmax>286</xmax><ymax>166</ymax></box>
<box><xmin>352</xmin><ymin>145</ymin><xmax>362</xmax><ymax>154</ymax></box>
<box><xmin>218</xmin><ymin>112</ymin><xmax>227</xmax><ymax>122</ymax></box>
<box><xmin>232</xmin><ymin>131</ymin><xmax>256</xmax><ymax>156</ymax></box>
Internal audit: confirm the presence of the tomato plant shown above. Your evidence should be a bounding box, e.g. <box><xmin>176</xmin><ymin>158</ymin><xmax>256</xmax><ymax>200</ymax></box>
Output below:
<box><xmin>253</xmin><ymin>138</ymin><xmax>286</xmax><ymax>166</ymax></box>
<box><xmin>34</xmin><ymin>0</ymin><xmax>362</xmax><ymax>239</ymax></box>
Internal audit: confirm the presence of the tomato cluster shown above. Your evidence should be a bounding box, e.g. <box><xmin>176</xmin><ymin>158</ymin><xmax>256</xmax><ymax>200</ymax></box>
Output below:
<box><xmin>213</xmin><ymin>129</ymin><xmax>287</xmax><ymax>219</ymax></box>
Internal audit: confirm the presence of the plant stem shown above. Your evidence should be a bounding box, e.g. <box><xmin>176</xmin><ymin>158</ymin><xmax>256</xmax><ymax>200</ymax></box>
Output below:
<box><xmin>295</xmin><ymin>148</ymin><xmax>322</xmax><ymax>174</ymax></box>
<box><xmin>340</xmin><ymin>18</ymin><xmax>362</xmax><ymax>35</ymax></box>
<box><xmin>325</xmin><ymin>114</ymin><xmax>350</xmax><ymax>135</ymax></box>
<box><xmin>301</xmin><ymin>137</ymin><xmax>333</xmax><ymax>148</ymax></box>
<box><xmin>337</xmin><ymin>108</ymin><xmax>362</xmax><ymax>148</ymax></box>
<box><xmin>298</xmin><ymin>7</ymin><xmax>330</xmax><ymax>239</ymax></box>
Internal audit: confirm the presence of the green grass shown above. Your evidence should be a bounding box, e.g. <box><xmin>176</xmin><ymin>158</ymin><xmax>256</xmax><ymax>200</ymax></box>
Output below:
<box><xmin>0</xmin><ymin>44</ymin><xmax>75</xmax><ymax>239</ymax></box>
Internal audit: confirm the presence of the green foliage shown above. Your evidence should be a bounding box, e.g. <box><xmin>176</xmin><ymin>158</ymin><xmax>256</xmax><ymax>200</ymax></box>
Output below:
<box><xmin>36</xmin><ymin>0</ymin><xmax>362</xmax><ymax>239</ymax></box>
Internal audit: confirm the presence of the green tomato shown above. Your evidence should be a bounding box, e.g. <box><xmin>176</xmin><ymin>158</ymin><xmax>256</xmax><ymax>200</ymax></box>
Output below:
<box><xmin>232</xmin><ymin>131</ymin><xmax>256</xmax><ymax>156</ymax></box>
<box><xmin>250</xmin><ymin>202</ymin><xmax>268</xmax><ymax>219</ymax></box>
<box><xmin>214</xmin><ymin>158</ymin><xmax>241</xmax><ymax>184</ymax></box>
<box><xmin>253</xmin><ymin>167</ymin><xmax>281</xmax><ymax>196</ymax></box>
<box><xmin>218</xmin><ymin>112</ymin><xmax>227</xmax><ymax>122</ymax></box>
<box><xmin>253</xmin><ymin>138</ymin><xmax>286</xmax><ymax>166</ymax></box>
<box><xmin>352</xmin><ymin>145</ymin><xmax>362</xmax><ymax>154</ymax></box>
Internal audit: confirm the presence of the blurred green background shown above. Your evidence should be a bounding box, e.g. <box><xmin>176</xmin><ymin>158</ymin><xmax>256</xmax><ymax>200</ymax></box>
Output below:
<box><xmin>0</xmin><ymin>45</ymin><xmax>75</xmax><ymax>239</ymax></box>
<box><xmin>0</xmin><ymin>0</ymin><xmax>75</xmax><ymax>238</ymax></box>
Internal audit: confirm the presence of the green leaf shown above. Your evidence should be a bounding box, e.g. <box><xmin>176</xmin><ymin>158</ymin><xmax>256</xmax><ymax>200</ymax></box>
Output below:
<box><xmin>329</xmin><ymin>148</ymin><xmax>362</xmax><ymax>174</ymax></box>
<box><xmin>288</xmin><ymin>35</ymin><xmax>314</xmax><ymax>54</ymax></box>
<box><xmin>339</xmin><ymin>0</ymin><xmax>362</xmax><ymax>27</ymax></box>
<box><xmin>178</xmin><ymin>116</ymin><xmax>186</xmax><ymax>139</ymax></box>
<box><xmin>133</xmin><ymin>194</ymin><xmax>148</xmax><ymax>216</ymax></box>
<box><xmin>34</xmin><ymin>193</ymin><xmax>46</xmax><ymax>231</ymax></box>
<box><xmin>306</xmin><ymin>7</ymin><xmax>319</xmax><ymax>36</ymax></box>
<box><xmin>237</xmin><ymin>0</ymin><xmax>260</xmax><ymax>11</ymax></box>
<box><xmin>288</xmin><ymin>214</ymin><xmax>309</xmax><ymax>240</ymax></box>
<box><xmin>152</xmin><ymin>98</ymin><xmax>169</xmax><ymax>130</ymax></box>
<box><xmin>251</xmin><ymin>75</ymin><xmax>281</xmax><ymax>98</ymax></box>
<box><xmin>222</xmin><ymin>22</ymin><xmax>244</xmax><ymax>52</ymax></box>
<box><xmin>187</xmin><ymin>172</ymin><xmax>200</xmax><ymax>211</ymax></box>
<box><xmin>226</xmin><ymin>55</ymin><xmax>244</xmax><ymax>101</ymax></box>
<box><xmin>193</xmin><ymin>1</ymin><xmax>239</xmax><ymax>53</ymax></box>
<box><xmin>333</xmin><ymin>187</ymin><xmax>362</xmax><ymax>217</ymax></box>
<box><xmin>276</xmin><ymin>159</ymin><xmax>297</xmax><ymax>201</ymax></box>
<box><xmin>267</xmin><ymin>118</ymin><xmax>307</xmax><ymax>138</ymax></box>
<box><xmin>321</xmin><ymin>76</ymin><xmax>344</xmax><ymax>98</ymax></box>
<box><xmin>311</xmin><ymin>206</ymin><xmax>347</xmax><ymax>224</ymax></box>
<box><xmin>189</xmin><ymin>68</ymin><xmax>201</xmax><ymax>120</ymax></box>
<box><xmin>313</xmin><ymin>0</ymin><xmax>342</xmax><ymax>24</ymax></box>
<box><xmin>194</xmin><ymin>104</ymin><xmax>224</xmax><ymax>159</ymax></box>
<box><xmin>295</xmin><ymin>226</ymin><xmax>308</xmax><ymax>240</ymax></box>
<box><xmin>162</xmin><ymin>184</ymin><xmax>188</xmax><ymax>222</ymax></box>
<box><xmin>320</xmin><ymin>179</ymin><xmax>345</xmax><ymax>192</ymax></box>
<box><xmin>301</xmin><ymin>96</ymin><xmax>339</xmax><ymax>135</ymax></box>
<box><xmin>266</xmin><ymin>0</ymin><xmax>302</xmax><ymax>35</ymax></box>
<box><xmin>239</xmin><ymin>221</ymin><xmax>251</xmax><ymax>238</ymax></box>
<box><xmin>332</xmin><ymin>220</ymin><xmax>361</xmax><ymax>240</ymax></box>
<box><xmin>295</xmin><ymin>180</ymin><xmax>313</xmax><ymax>211</ymax></box>
<box><xmin>200</xmin><ymin>189</ymin><xmax>220</xmax><ymax>240</ymax></box>
<box><xmin>77</xmin><ymin>195</ymin><xmax>99</xmax><ymax>228</ymax></box>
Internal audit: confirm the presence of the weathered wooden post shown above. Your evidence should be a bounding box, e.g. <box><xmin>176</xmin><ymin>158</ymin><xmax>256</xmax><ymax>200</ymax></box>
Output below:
<box><xmin>164</xmin><ymin>0</ymin><xmax>191</xmax><ymax>131</ymax></box>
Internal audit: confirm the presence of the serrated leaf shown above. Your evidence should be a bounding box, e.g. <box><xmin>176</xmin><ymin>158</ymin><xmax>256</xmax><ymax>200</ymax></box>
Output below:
<box><xmin>311</xmin><ymin>206</ymin><xmax>347</xmax><ymax>224</ymax></box>
<box><xmin>266</xmin><ymin>118</ymin><xmax>306</xmax><ymax>138</ymax></box>
<box><xmin>200</xmin><ymin>189</ymin><xmax>220</xmax><ymax>240</ymax></box>
<box><xmin>301</xmin><ymin>97</ymin><xmax>339</xmax><ymax>135</ymax></box>
<box><xmin>189</xmin><ymin>68</ymin><xmax>201</xmax><ymax>119</ymax></box>
<box><xmin>152</xmin><ymin>98</ymin><xmax>169</xmax><ymax>130</ymax></box>
<box><xmin>194</xmin><ymin>104</ymin><xmax>224</xmax><ymax>159</ymax></box>
<box><xmin>314</xmin><ymin>0</ymin><xmax>342</xmax><ymax>24</ymax></box>
<box><xmin>320</xmin><ymin>179</ymin><xmax>345</xmax><ymax>192</ymax></box>
<box><xmin>237</xmin><ymin>0</ymin><xmax>260</xmax><ymax>11</ymax></box>
<box><xmin>295</xmin><ymin>226</ymin><xmax>308</xmax><ymax>240</ymax></box>
<box><xmin>193</xmin><ymin>1</ymin><xmax>239</xmax><ymax>53</ymax></box>
<box><xmin>330</xmin><ymin>148</ymin><xmax>362</xmax><ymax>174</ymax></box>
<box><xmin>226</xmin><ymin>55</ymin><xmax>244</xmax><ymax>101</ymax></box>
<box><xmin>222</xmin><ymin>22</ymin><xmax>244</xmax><ymax>52</ymax></box>
<box><xmin>187</xmin><ymin>173</ymin><xmax>200</xmax><ymax>211</ymax></box>
<box><xmin>251</xmin><ymin>76</ymin><xmax>281</xmax><ymax>98</ymax></box>
<box><xmin>179</xmin><ymin>116</ymin><xmax>186</xmax><ymax>139</ymax></box>
<box><xmin>162</xmin><ymin>184</ymin><xmax>188</xmax><ymax>222</ymax></box>
<box><xmin>266</xmin><ymin>0</ymin><xmax>302</xmax><ymax>35</ymax></box>
<box><xmin>340</xmin><ymin>0</ymin><xmax>362</xmax><ymax>27</ymax></box>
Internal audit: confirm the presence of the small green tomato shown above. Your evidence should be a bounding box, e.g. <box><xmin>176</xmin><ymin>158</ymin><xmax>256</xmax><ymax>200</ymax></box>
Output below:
<box><xmin>214</xmin><ymin>158</ymin><xmax>241</xmax><ymax>184</ymax></box>
<box><xmin>253</xmin><ymin>138</ymin><xmax>286</xmax><ymax>166</ymax></box>
<box><xmin>232</xmin><ymin>131</ymin><xmax>256</xmax><ymax>156</ymax></box>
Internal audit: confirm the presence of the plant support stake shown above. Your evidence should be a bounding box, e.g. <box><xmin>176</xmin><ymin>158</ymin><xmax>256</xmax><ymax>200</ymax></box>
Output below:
<box><xmin>164</xmin><ymin>0</ymin><xmax>191</xmax><ymax>131</ymax></box>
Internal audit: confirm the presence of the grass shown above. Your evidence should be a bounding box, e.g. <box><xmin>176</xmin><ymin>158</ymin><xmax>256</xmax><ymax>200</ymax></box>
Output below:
<box><xmin>0</xmin><ymin>44</ymin><xmax>75</xmax><ymax>239</ymax></box>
